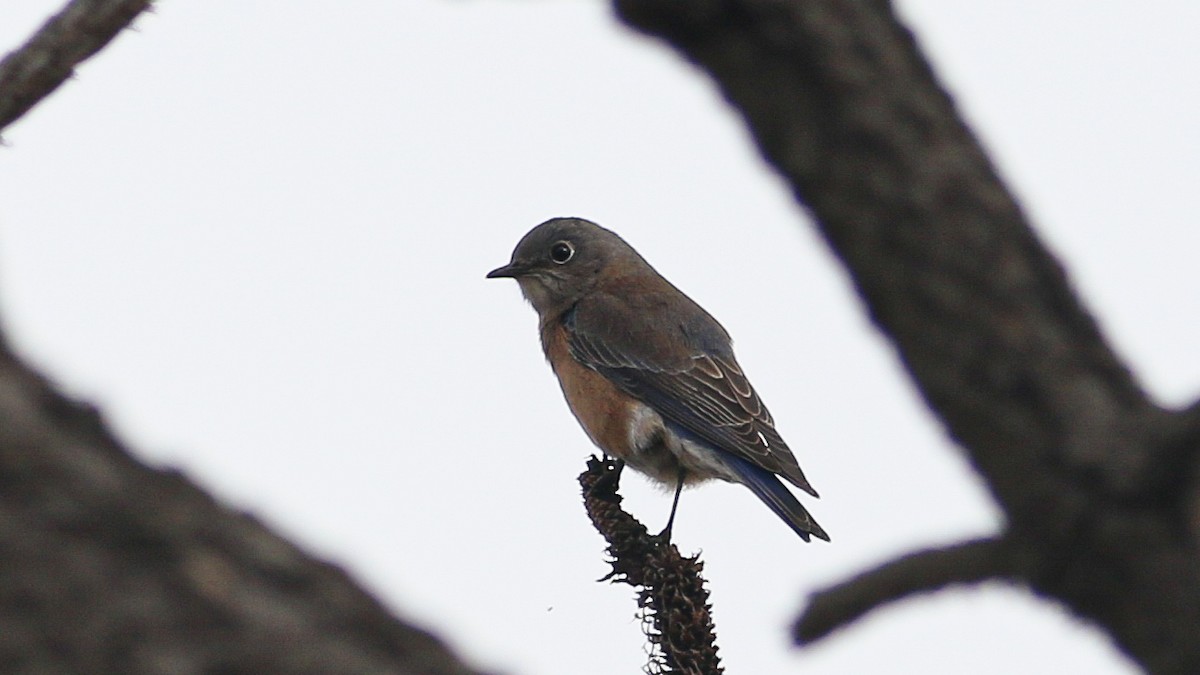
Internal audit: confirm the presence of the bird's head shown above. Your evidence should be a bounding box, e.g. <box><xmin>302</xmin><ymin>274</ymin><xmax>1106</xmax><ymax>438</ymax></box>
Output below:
<box><xmin>487</xmin><ymin>217</ymin><xmax>645</xmax><ymax>316</ymax></box>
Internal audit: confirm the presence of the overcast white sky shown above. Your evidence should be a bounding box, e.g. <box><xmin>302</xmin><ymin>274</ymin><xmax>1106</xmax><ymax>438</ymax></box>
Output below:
<box><xmin>2</xmin><ymin>2</ymin><xmax>1197</xmax><ymax>673</ymax></box>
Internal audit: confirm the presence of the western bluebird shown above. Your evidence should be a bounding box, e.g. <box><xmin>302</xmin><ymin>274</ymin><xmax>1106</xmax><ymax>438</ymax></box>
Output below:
<box><xmin>487</xmin><ymin>217</ymin><xmax>827</xmax><ymax>542</ymax></box>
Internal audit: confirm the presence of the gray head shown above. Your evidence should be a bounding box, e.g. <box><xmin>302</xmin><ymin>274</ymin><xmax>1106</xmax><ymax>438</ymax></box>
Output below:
<box><xmin>487</xmin><ymin>217</ymin><xmax>649</xmax><ymax>316</ymax></box>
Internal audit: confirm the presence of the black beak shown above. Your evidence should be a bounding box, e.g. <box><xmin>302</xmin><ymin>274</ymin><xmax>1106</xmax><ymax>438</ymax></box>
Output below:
<box><xmin>486</xmin><ymin>262</ymin><xmax>526</xmax><ymax>279</ymax></box>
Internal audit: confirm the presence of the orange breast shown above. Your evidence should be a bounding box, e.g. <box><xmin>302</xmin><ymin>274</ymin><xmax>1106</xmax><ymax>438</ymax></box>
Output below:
<box><xmin>542</xmin><ymin>321</ymin><xmax>637</xmax><ymax>458</ymax></box>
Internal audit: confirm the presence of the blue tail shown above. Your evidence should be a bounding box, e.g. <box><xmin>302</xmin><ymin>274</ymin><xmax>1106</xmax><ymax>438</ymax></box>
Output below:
<box><xmin>720</xmin><ymin>452</ymin><xmax>829</xmax><ymax>542</ymax></box>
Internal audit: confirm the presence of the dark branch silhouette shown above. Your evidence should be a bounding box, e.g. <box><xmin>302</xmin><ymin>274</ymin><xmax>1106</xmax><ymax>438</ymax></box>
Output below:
<box><xmin>580</xmin><ymin>457</ymin><xmax>723</xmax><ymax>675</ymax></box>
<box><xmin>614</xmin><ymin>1</ymin><xmax>1200</xmax><ymax>672</ymax></box>
<box><xmin>0</xmin><ymin>0</ymin><xmax>150</xmax><ymax>135</ymax></box>
<box><xmin>0</xmin><ymin>337</ymin><xmax>490</xmax><ymax>674</ymax></box>
<box><xmin>0</xmin><ymin>9</ymin><xmax>495</xmax><ymax>672</ymax></box>
<box><xmin>794</xmin><ymin>537</ymin><xmax>1024</xmax><ymax>644</ymax></box>
<box><xmin>3</xmin><ymin>0</ymin><xmax>1198</xmax><ymax>672</ymax></box>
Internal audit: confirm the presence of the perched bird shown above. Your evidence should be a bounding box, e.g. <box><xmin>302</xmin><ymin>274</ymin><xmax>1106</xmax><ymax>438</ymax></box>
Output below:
<box><xmin>487</xmin><ymin>217</ymin><xmax>827</xmax><ymax>542</ymax></box>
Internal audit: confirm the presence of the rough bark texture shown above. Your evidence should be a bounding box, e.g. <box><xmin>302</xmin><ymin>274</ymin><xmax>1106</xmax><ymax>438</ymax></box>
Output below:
<box><xmin>613</xmin><ymin>1</ymin><xmax>1200</xmax><ymax>673</ymax></box>
<box><xmin>581</xmin><ymin>457</ymin><xmax>723</xmax><ymax>675</ymax></box>
<box><xmin>4</xmin><ymin>0</ymin><xmax>1198</xmax><ymax>672</ymax></box>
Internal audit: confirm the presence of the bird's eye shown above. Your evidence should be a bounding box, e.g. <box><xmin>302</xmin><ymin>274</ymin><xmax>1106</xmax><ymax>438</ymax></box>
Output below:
<box><xmin>550</xmin><ymin>241</ymin><xmax>575</xmax><ymax>264</ymax></box>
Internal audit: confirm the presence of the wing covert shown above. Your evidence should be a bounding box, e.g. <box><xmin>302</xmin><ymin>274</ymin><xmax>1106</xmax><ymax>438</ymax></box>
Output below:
<box><xmin>564</xmin><ymin>298</ymin><xmax>817</xmax><ymax>496</ymax></box>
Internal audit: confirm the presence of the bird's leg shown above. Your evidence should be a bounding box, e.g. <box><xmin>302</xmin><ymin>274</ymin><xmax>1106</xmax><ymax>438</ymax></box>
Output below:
<box><xmin>657</xmin><ymin>465</ymin><xmax>686</xmax><ymax>542</ymax></box>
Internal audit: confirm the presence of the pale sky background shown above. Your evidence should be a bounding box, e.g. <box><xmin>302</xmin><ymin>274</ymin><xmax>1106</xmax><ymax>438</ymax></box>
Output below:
<box><xmin>1</xmin><ymin>2</ymin><xmax>1196</xmax><ymax>673</ymax></box>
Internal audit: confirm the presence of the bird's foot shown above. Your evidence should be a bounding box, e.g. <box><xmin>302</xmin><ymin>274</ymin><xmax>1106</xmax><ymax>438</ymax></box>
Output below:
<box><xmin>652</xmin><ymin>523</ymin><xmax>674</xmax><ymax>547</ymax></box>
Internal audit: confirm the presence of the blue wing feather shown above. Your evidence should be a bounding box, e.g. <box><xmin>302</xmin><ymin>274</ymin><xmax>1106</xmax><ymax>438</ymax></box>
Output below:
<box><xmin>664</xmin><ymin>421</ymin><xmax>829</xmax><ymax>542</ymax></box>
<box><xmin>717</xmin><ymin>451</ymin><xmax>829</xmax><ymax>542</ymax></box>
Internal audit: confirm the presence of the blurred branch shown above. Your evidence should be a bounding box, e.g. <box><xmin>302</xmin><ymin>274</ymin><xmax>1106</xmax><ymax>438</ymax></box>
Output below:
<box><xmin>0</xmin><ymin>335</ymin><xmax>490</xmax><ymax>673</ymax></box>
<box><xmin>580</xmin><ymin>456</ymin><xmax>723</xmax><ymax>675</ymax></box>
<box><xmin>0</xmin><ymin>0</ymin><xmax>150</xmax><ymax>135</ymax></box>
<box><xmin>6</xmin><ymin>0</ymin><xmax>1200</xmax><ymax>671</ymax></box>
<box><xmin>0</xmin><ymin>2</ymin><xmax>497</xmax><ymax>672</ymax></box>
<box><xmin>613</xmin><ymin>0</ymin><xmax>1200</xmax><ymax>671</ymax></box>
<box><xmin>794</xmin><ymin>537</ymin><xmax>1021</xmax><ymax>644</ymax></box>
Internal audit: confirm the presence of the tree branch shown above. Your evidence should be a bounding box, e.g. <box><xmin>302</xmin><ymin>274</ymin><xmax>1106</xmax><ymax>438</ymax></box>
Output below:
<box><xmin>580</xmin><ymin>456</ymin><xmax>723</xmax><ymax>675</ymax></box>
<box><xmin>793</xmin><ymin>537</ymin><xmax>1020</xmax><ymax>644</ymax></box>
<box><xmin>0</xmin><ymin>0</ymin><xmax>150</xmax><ymax>135</ymax></box>
<box><xmin>613</xmin><ymin>0</ymin><xmax>1152</xmax><ymax>504</ymax></box>
<box><xmin>0</xmin><ymin>334</ymin><xmax>490</xmax><ymax>674</ymax></box>
<box><xmin>612</xmin><ymin>1</ymin><xmax>1200</xmax><ymax>671</ymax></box>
